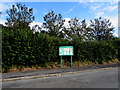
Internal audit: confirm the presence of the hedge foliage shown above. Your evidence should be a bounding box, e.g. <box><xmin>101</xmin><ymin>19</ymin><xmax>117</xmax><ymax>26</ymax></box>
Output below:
<box><xmin>2</xmin><ymin>28</ymin><xmax>119</xmax><ymax>72</ymax></box>
<box><xmin>72</xmin><ymin>40</ymin><xmax>118</xmax><ymax>64</ymax></box>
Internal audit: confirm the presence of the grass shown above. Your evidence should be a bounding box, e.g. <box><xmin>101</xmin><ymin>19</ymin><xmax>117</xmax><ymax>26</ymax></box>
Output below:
<box><xmin>2</xmin><ymin>59</ymin><xmax>119</xmax><ymax>73</ymax></box>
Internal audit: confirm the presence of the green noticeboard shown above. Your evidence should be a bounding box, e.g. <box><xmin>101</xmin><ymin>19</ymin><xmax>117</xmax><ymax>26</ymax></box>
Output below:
<box><xmin>59</xmin><ymin>46</ymin><xmax>74</xmax><ymax>56</ymax></box>
<box><xmin>59</xmin><ymin>46</ymin><xmax>74</xmax><ymax>68</ymax></box>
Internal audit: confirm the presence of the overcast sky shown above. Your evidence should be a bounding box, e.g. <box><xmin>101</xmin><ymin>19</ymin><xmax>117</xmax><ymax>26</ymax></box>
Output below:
<box><xmin>0</xmin><ymin>0</ymin><xmax>118</xmax><ymax>37</ymax></box>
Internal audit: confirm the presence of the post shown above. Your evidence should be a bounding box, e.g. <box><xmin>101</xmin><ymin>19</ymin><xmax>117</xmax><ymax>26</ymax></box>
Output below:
<box><xmin>70</xmin><ymin>56</ymin><xmax>72</xmax><ymax>67</ymax></box>
<box><xmin>60</xmin><ymin>56</ymin><xmax>62</xmax><ymax>68</ymax></box>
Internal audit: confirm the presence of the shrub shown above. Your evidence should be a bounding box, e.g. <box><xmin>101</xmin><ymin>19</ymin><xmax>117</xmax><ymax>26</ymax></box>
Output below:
<box><xmin>2</xmin><ymin>27</ymin><xmax>119</xmax><ymax>72</ymax></box>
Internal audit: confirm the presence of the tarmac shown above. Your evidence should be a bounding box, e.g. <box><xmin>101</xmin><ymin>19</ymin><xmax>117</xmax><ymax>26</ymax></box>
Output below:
<box><xmin>1</xmin><ymin>63</ymin><xmax>119</xmax><ymax>82</ymax></box>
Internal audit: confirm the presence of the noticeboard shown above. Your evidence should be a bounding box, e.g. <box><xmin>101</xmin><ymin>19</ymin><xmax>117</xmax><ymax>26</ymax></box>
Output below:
<box><xmin>59</xmin><ymin>46</ymin><xmax>73</xmax><ymax>56</ymax></box>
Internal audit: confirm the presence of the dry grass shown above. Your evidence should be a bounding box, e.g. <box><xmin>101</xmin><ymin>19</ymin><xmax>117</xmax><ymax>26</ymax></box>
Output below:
<box><xmin>73</xmin><ymin>60</ymin><xmax>95</xmax><ymax>67</ymax></box>
<box><xmin>2</xmin><ymin>59</ymin><xmax>119</xmax><ymax>73</ymax></box>
<box><xmin>108</xmin><ymin>59</ymin><xmax>119</xmax><ymax>64</ymax></box>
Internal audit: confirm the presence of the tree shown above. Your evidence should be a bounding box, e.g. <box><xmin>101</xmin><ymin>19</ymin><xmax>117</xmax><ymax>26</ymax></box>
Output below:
<box><xmin>5</xmin><ymin>3</ymin><xmax>35</xmax><ymax>29</ymax></box>
<box><xmin>89</xmin><ymin>17</ymin><xmax>114</xmax><ymax>41</ymax></box>
<box><xmin>0</xmin><ymin>12</ymin><xmax>3</xmax><ymax>27</ymax></box>
<box><xmin>0</xmin><ymin>12</ymin><xmax>2</xmax><ymax>17</ymax></box>
<box><xmin>66</xmin><ymin>17</ymin><xmax>89</xmax><ymax>40</ymax></box>
<box><xmin>43</xmin><ymin>11</ymin><xmax>65</xmax><ymax>38</ymax></box>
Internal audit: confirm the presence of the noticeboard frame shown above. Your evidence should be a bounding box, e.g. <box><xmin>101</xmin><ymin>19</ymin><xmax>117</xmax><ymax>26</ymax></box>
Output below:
<box><xmin>59</xmin><ymin>46</ymin><xmax>74</xmax><ymax>68</ymax></box>
<box><xmin>59</xmin><ymin>46</ymin><xmax>74</xmax><ymax>56</ymax></box>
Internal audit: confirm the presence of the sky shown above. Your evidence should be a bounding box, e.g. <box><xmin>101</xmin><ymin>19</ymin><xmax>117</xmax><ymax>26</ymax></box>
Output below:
<box><xmin>0</xmin><ymin>1</ymin><xmax>119</xmax><ymax>37</ymax></box>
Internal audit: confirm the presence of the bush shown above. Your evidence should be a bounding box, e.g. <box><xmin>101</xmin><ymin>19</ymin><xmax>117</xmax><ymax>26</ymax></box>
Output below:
<box><xmin>2</xmin><ymin>27</ymin><xmax>69</xmax><ymax>72</ymax></box>
<box><xmin>2</xmin><ymin>27</ymin><xmax>119</xmax><ymax>72</ymax></box>
<box><xmin>72</xmin><ymin>39</ymin><xmax>118</xmax><ymax>64</ymax></box>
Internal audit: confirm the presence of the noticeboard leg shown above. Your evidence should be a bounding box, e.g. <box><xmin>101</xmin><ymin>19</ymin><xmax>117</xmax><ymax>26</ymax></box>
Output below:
<box><xmin>60</xmin><ymin>56</ymin><xmax>62</xmax><ymax>68</ymax></box>
<box><xmin>70</xmin><ymin>56</ymin><xmax>72</xmax><ymax>67</ymax></box>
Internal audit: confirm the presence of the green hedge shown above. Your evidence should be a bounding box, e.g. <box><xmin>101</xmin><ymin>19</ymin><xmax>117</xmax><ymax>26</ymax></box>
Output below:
<box><xmin>72</xmin><ymin>40</ymin><xmax>117</xmax><ymax>63</ymax></box>
<box><xmin>2</xmin><ymin>28</ymin><xmax>69</xmax><ymax>71</ymax></box>
<box><xmin>2</xmin><ymin>28</ymin><xmax>119</xmax><ymax>72</ymax></box>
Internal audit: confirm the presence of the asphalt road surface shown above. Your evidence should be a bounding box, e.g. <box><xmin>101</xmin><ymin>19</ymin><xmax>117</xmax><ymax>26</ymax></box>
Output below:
<box><xmin>2</xmin><ymin>67</ymin><xmax>118</xmax><ymax>88</ymax></box>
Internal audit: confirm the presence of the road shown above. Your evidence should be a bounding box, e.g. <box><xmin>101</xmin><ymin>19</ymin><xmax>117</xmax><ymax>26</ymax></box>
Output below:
<box><xmin>2</xmin><ymin>67</ymin><xmax>118</xmax><ymax>88</ymax></box>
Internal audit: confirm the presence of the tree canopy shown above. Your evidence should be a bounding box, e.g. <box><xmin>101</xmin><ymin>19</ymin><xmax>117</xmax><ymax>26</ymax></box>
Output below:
<box><xmin>5</xmin><ymin>3</ymin><xmax>35</xmax><ymax>29</ymax></box>
<box><xmin>66</xmin><ymin>18</ymin><xmax>90</xmax><ymax>40</ymax></box>
<box><xmin>3</xmin><ymin>3</ymin><xmax>116</xmax><ymax>41</ymax></box>
<box><xmin>89</xmin><ymin>17</ymin><xmax>114</xmax><ymax>40</ymax></box>
<box><xmin>43</xmin><ymin>11</ymin><xmax>65</xmax><ymax>38</ymax></box>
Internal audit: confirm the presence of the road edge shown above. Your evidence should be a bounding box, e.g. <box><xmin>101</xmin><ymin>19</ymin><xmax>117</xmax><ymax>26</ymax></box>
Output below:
<box><xmin>1</xmin><ymin>66</ymin><xmax>118</xmax><ymax>82</ymax></box>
